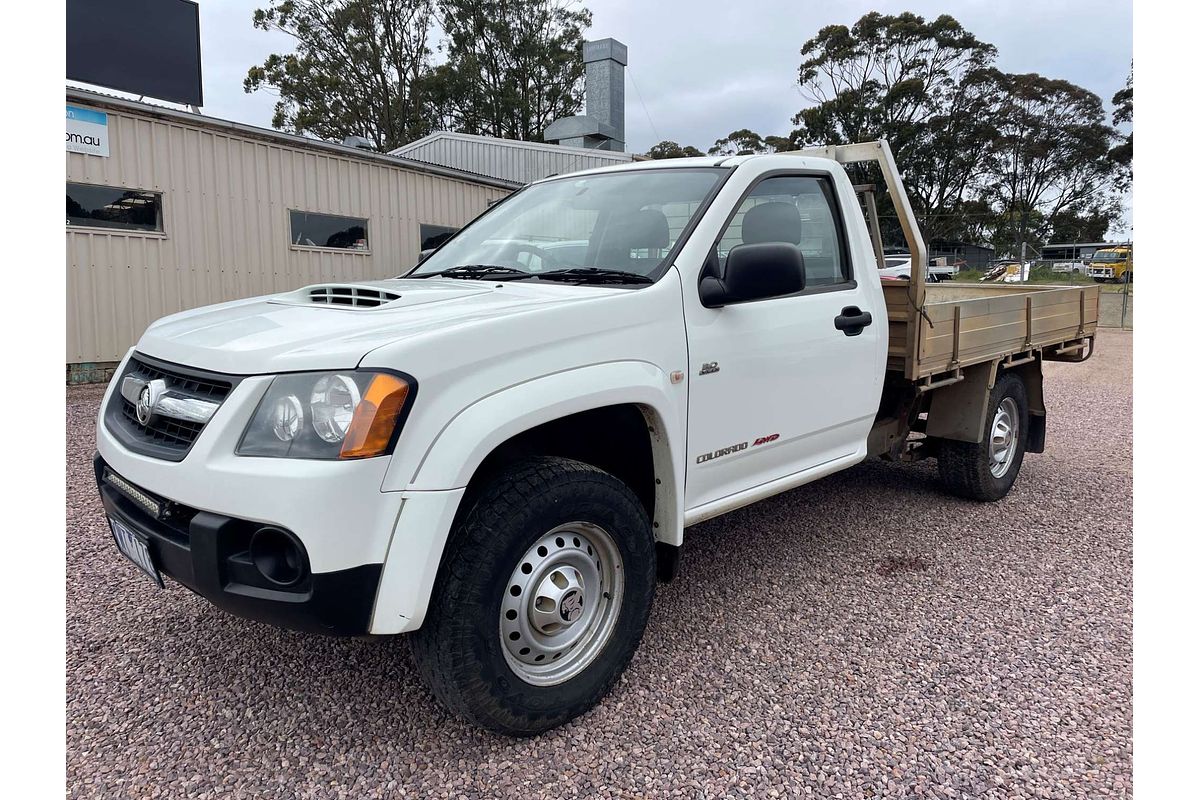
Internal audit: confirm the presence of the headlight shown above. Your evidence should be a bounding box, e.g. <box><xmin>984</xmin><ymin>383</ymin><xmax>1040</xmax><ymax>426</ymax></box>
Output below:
<box><xmin>310</xmin><ymin>374</ymin><xmax>361</xmax><ymax>443</ymax></box>
<box><xmin>237</xmin><ymin>371</ymin><xmax>414</xmax><ymax>459</ymax></box>
<box><xmin>269</xmin><ymin>394</ymin><xmax>305</xmax><ymax>442</ymax></box>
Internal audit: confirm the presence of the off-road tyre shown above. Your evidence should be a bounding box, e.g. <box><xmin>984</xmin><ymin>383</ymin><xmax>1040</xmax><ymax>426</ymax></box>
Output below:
<box><xmin>410</xmin><ymin>456</ymin><xmax>656</xmax><ymax>736</ymax></box>
<box><xmin>937</xmin><ymin>372</ymin><xmax>1029</xmax><ymax>501</ymax></box>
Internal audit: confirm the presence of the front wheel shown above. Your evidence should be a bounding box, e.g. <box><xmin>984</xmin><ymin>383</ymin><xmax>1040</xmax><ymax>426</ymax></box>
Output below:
<box><xmin>410</xmin><ymin>456</ymin><xmax>656</xmax><ymax>736</ymax></box>
<box><xmin>937</xmin><ymin>373</ymin><xmax>1029</xmax><ymax>501</ymax></box>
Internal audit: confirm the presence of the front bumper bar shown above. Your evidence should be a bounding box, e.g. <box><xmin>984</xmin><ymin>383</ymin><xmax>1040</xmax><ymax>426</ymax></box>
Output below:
<box><xmin>94</xmin><ymin>453</ymin><xmax>381</xmax><ymax>635</ymax></box>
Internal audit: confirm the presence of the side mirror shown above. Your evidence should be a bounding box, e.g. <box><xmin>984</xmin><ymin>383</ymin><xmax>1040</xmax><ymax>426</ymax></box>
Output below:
<box><xmin>417</xmin><ymin>248</ymin><xmax>434</xmax><ymax>263</ymax></box>
<box><xmin>700</xmin><ymin>243</ymin><xmax>805</xmax><ymax>307</ymax></box>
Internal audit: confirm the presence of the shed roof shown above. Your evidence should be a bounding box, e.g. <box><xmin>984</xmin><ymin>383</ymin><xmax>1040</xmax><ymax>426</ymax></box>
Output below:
<box><xmin>66</xmin><ymin>86</ymin><xmax>523</xmax><ymax>191</ymax></box>
<box><xmin>390</xmin><ymin>130</ymin><xmax>635</xmax><ymax>185</ymax></box>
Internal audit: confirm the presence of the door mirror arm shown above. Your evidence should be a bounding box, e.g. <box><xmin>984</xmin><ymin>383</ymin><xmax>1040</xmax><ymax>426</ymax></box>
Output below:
<box><xmin>699</xmin><ymin>275</ymin><xmax>730</xmax><ymax>307</ymax></box>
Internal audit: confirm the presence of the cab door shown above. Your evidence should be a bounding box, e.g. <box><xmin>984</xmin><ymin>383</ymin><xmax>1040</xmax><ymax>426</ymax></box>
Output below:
<box><xmin>681</xmin><ymin>170</ymin><xmax>885</xmax><ymax>512</ymax></box>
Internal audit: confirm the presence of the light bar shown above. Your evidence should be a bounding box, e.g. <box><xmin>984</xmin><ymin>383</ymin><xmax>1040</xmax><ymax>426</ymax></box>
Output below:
<box><xmin>104</xmin><ymin>470</ymin><xmax>163</xmax><ymax>518</ymax></box>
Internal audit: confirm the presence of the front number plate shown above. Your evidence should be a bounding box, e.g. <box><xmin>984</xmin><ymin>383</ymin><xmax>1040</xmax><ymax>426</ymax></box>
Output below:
<box><xmin>109</xmin><ymin>517</ymin><xmax>164</xmax><ymax>588</ymax></box>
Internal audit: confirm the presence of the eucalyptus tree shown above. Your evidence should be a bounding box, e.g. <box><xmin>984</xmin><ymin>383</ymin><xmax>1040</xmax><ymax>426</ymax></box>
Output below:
<box><xmin>791</xmin><ymin>11</ymin><xmax>999</xmax><ymax>242</ymax></box>
<box><xmin>982</xmin><ymin>71</ymin><xmax>1120</xmax><ymax>249</ymax></box>
<box><xmin>646</xmin><ymin>141</ymin><xmax>705</xmax><ymax>159</ymax></box>
<box><xmin>245</xmin><ymin>0</ymin><xmax>441</xmax><ymax>150</ymax></box>
<box><xmin>429</xmin><ymin>0</ymin><xmax>592</xmax><ymax>141</ymax></box>
<box><xmin>245</xmin><ymin>0</ymin><xmax>592</xmax><ymax>149</ymax></box>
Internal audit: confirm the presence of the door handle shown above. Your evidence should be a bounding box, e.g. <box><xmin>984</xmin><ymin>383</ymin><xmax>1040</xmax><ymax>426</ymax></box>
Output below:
<box><xmin>834</xmin><ymin>306</ymin><xmax>873</xmax><ymax>337</ymax></box>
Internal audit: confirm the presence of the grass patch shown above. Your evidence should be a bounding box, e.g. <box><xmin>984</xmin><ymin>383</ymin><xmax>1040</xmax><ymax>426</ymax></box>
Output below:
<box><xmin>949</xmin><ymin>265</ymin><xmax>1129</xmax><ymax>292</ymax></box>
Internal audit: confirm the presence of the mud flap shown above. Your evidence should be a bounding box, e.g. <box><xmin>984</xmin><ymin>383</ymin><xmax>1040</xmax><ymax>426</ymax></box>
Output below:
<box><xmin>925</xmin><ymin>362</ymin><xmax>998</xmax><ymax>444</ymax></box>
<box><xmin>1027</xmin><ymin>411</ymin><xmax>1046</xmax><ymax>454</ymax></box>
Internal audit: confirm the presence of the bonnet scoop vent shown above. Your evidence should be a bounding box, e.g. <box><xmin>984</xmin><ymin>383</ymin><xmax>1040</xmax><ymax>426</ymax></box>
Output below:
<box><xmin>295</xmin><ymin>284</ymin><xmax>401</xmax><ymax>309</ymax></box>
<box><xmin>268</xmin><ymin>280</ymin><xmax>494</xmax><ymax>311</ymax></box>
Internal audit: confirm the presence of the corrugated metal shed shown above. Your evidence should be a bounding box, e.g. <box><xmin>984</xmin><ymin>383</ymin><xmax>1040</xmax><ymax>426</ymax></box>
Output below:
<box><xmin>66</xmin><ymin>89</ymin><xmax>515</xmax><ymax>366</ymax></box>
<box><xmin>390</xmin><ymin>131</ymin><xmax>634</xmax><ymax>186</ymax></box>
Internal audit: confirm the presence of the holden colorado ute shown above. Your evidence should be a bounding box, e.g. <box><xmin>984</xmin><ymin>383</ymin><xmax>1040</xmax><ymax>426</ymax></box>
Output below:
<box><xmin>95</xmin><ymin>141</ymin><xmax>1099</xmax><ymax>735</ymax></box>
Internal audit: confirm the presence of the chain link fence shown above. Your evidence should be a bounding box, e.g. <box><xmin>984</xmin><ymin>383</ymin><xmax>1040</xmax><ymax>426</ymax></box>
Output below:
<box><xmin>948</xmin><ymin>263</ymin><xmax>1132</xmax><ymax>330</ymax></box>
<box><xmin>1098</xmin><ymin>283</ymin><xmax>1133</xmax><ymax>330</ymax></box>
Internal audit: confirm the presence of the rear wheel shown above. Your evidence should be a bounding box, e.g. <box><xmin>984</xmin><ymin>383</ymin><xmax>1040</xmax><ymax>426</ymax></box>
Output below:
<box><xmin>410</xmin><ymin>456</ymin><xmax>656</xmax><ymax>736</ymax></box>
<box><xmin>937</xmin><ymin>373</ymin><xmax>1029</xmax><ymax>501</ymax></box>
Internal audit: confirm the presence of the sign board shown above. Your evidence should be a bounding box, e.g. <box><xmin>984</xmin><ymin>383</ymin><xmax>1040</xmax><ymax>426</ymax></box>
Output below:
<box><xmin>67</xmin><ymin>0</ymin><xmax>203</xmax><ymax>107</ymax></box>
<box><xmin>66</xmin><ymin>105</ymin><xmax>109</xmax><ymax>157</ymax></box>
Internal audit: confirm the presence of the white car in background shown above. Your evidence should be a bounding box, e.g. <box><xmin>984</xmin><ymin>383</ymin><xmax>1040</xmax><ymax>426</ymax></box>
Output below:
<box><xmin>1052</xmin><ymin>261</ymin><xmax>1088</xmax><ymax>275</ymax></box>
<box><xmin>878</xmin><ymin>254</ymin><xmax>940</xmax><ymax>282</ymax></box>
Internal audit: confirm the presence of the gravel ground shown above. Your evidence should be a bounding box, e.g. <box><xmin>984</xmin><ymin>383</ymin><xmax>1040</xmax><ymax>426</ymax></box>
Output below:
<box><xmin>66</xmin><ymin>330</ymin><xmax>1132</xmax><ymax>799</ymax></box>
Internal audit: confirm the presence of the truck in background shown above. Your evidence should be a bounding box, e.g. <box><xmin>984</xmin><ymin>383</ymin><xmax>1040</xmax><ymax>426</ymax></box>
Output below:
<box><xmin>1088</xmin><ymin>245</ymin><xmax>1133</xmax><ymax>283</ymax></box>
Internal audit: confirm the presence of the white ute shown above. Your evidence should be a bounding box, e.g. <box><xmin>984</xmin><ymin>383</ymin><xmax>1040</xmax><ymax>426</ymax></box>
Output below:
<box><xmin>95</xmin><ymin>142</ymin><xmax>1098</xmax><ymax>735</ymax></box>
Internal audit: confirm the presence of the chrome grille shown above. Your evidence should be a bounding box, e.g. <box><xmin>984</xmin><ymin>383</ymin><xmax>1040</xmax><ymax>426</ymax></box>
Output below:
<box><xmin>105</xmin><ymin>354</ymin><xmax>237</xmax><ymax>461</ymax></box>
<box><xmin>125</xmin><ymin>357</ymin><xmax>231</xmax><ymax>401</ymax></box>
<box><xmin>119</xmin><ymin>400</ymin><xmax>206</xmax><ymax>447</ymax></box>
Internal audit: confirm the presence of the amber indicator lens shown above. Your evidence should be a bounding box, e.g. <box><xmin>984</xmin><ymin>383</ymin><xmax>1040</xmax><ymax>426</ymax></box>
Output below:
<box><xmin>339</xmin><ymin>374</ymin><xmax>411</xmax><ymax>459</ymax></box>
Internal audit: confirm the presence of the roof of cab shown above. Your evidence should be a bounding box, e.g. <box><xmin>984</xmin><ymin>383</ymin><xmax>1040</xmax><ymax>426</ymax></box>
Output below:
<box><xmin>529</xmin><ymin>152</ymin><xmax>834</xmax><ymax>184</ymax></box>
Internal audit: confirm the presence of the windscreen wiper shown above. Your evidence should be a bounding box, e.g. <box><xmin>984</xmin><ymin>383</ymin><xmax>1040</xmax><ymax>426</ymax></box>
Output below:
<box><xmin>525</xmin><ymin>268</ymin><xmax>654</xmax><ymax>285</ymax></box>
<box><xmin>413</xmin><ymin>264</ymin><xmax>530</xmax><ymax>280</ymax></box>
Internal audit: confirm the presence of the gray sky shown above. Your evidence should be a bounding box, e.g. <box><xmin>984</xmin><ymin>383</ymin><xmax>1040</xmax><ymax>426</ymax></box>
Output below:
<box><xmin>162</xmin><ymin>0</ymin><xmax>1132</xmax><ymax>154</ymax></box>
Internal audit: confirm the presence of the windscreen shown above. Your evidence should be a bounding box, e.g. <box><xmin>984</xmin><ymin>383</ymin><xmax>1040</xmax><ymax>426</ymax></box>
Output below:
<box><xmin>411</xmin><ymin>168</ymin><xmax>727</xmax><ymax>281</ymax></box>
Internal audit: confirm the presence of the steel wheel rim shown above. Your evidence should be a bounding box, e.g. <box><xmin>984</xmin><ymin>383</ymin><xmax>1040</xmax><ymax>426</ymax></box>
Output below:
<box><xmin>989</xmin><ymin>397</ymin><xmax>1019</xmax><ymax>478</ymax></box>
<box><xmin>499</xmin><ymin>522</ymin><xmax>624</xmax><ymax>686</ymax></box>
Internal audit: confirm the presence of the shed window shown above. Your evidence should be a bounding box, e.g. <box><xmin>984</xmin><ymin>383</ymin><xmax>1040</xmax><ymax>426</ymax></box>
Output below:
<box><xmin>420</xmin><ymin>223</ymin><xmax>459</xmax><ymax>251</ymax></box>
<box><xmin>67</xmin><ymin>183</ymin><xmax>163</xmax><ymax>232</ymax></box>
<box><xmin>290</xmin><ymin>211</ymin><xmax>369</xmax><ymax>250</ymax></box>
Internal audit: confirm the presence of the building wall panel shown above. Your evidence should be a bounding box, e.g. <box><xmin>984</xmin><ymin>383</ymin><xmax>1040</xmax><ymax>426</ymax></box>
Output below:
<box><xmin>67</xmin><ymin>101</ymin><xmax>509</xmax><ymax>364</ymax></box>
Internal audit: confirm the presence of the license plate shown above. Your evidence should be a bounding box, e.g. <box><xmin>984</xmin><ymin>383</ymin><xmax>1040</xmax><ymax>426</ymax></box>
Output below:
<box><xmin>109</xmin><ymin>517</ymin><xmax>163</xmax><ymax>588</ymax></box>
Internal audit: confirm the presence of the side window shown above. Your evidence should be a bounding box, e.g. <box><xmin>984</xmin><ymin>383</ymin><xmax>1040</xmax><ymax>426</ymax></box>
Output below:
<box><xmin>716</xmin><ymin>175</ymin><xmax>850</xmax><ymax>287</ymax></box>
<box><xmin>67</xmin><ymin>183</ymin><xmax>163</xmax><ymax>233</ymax></box>
<box><xmin>419</xmin><ymin>223</ymin><xmax>459</xmax><ymax>251</ymax></box>
<box><xmin>290</xmin><ymin>211</ymin><xmax>369</xmax><ymax>250</ymax></box>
